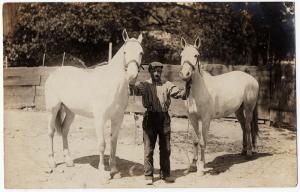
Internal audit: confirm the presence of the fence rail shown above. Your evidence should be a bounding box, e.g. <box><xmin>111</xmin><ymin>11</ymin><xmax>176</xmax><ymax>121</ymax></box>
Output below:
<box><xmin>3</xmin><ymin>63</ymin><xmax>296</xmax><ymax>129</ymax></box>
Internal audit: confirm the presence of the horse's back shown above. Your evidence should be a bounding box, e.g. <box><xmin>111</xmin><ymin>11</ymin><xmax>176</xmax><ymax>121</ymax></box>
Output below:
<box><xmin>201</xmin><ymin>70</ymin><xmax>259</xmax><ymax>118</ymax></box>
<box><xmin>45</xmin><ymin>66</ymin><xmax>94</xmax><ymax>111</ymax></box>
<box><xmin>210</xmin><ymin>70</ymin><xmax>258</xmax><ymax>90</ymax></box>
<box><xmin>45</xmin><ymin>66</ymin><xmax>128</xmax><ymax>116</ymax></box>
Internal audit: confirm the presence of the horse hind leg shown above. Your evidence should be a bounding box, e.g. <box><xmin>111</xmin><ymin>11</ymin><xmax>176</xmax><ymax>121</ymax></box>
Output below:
<box><xmin>244</xmin><ymin>85</ymin><xmax>259</xmax><ymax>158</ymax></box>
<box><xmin>251</xmin><ymin>104</ymin><xmax>259</xmax><ymax>153</ymax></box>
<box><xmin>94</xmin><ymin>114</ymin><xmax>111</xmax><ymax>183</ymax></box>
<box><xmin>244</xmin><ymin>107</ymin><xmax>254</xmax><ymax>158</ymax></box>
<box><xmin>47</xmin><ymin>102</ymin><xmax>62</xmax><ymax>170</ymax></box>
<box><xmin>61</xmin><ymin>104</ymin><xmax>75</xmax><ymax>167</ymax></box>
<box><xmin>243</xmin><ymin>99</ymin><xmax>257</xmax><ymax>158</ymax></box>
<box><xmin>235</xmin><ymin>104</ymin><xmax>247</xmax><ymax>155</ymax></box>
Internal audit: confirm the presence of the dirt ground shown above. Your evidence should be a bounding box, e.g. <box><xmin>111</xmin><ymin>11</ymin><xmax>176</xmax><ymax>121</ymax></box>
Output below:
<box><xmin>4</xmin><ymin>109</ymin><xmax>297</xmax><ymax>188</ymax></box>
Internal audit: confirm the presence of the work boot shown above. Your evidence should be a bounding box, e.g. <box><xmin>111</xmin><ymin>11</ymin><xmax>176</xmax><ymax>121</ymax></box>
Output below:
<box><xmin>160</xmin><ymin>175</ymin><xmax>175</xmax><ymax>183</ymax></box>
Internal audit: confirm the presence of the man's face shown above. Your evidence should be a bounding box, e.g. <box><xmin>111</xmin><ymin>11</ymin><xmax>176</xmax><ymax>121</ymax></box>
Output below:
<box><xmin>150</xmin><ymin>66</ymin><xmax>163</xmax><ymax>82</ymax></box>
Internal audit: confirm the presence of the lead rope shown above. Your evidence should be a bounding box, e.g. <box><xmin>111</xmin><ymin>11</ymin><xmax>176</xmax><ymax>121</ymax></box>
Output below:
<box><xmin>132</xmin><ymin>87</ymin><xmax>138</xmax><ymax>145</ymax></box>
<box><xmin>185</xmin><ymin>99</ymin><xmax>191</xmax><ymax>166</ymax></box>
<box><xmin>184</xmin><ymin>80</ymin><xmax>193</xmax><ymax>166</ymax></box>
<box><xmin>124</xmin><ymin>47</ymin><xmax>138</xmax><ymax>145</ymax></box>
<box><xmin>128</xmin><ymin>82</ymin><xmax>138</xmax><ymax>145</ymax></box>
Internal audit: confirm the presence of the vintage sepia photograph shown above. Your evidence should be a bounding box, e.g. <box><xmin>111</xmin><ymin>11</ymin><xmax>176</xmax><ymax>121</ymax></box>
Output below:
<box><xmin>2</xmin><ymin>1</ymin><xmax>297</xmax><ymax>189</ymax></box>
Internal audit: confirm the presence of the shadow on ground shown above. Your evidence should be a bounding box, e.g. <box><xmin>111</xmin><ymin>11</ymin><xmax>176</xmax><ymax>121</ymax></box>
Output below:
<box><xmin>204</xmin><ymin>152</ymin><xmax>273</xmax><ymax>175</ymax></box>
<box><xmin>74</xmin><ymin>155</ymin><xmax>146</xmax><ymax>178</ymax></box>
<box><xmin>74</xmin><ymin>152</ymin><xmax>272</xmax><ymax>181</ymax></box>
<box><xmin>74</xmin><ymin>155</ymin><xmax>189</xmax><ymax>181</ymax></box>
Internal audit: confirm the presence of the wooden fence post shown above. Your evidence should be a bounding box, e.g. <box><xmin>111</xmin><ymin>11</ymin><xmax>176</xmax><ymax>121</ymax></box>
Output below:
<box><xmin>5</xmin><ymin>56</ymin><xmax>8</xmax><ymax>69</ymax></box>
<box><xmin>62</xmin><ymin>52</ymin><xmax>65</xmax><ymax>66</ymax></box>
<box><xmin>108</xmin><ymin>42</ymin><xmax>112</xmax><ymax>63</ymax></box>
<box><xmin>42</xmin><ymin>53</ymin><xmax>46</xmax><ymax>67</ymax></box>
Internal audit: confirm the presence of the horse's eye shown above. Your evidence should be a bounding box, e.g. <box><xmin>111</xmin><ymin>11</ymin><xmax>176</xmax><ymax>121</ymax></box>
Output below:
<box><xmin>195</xmin><ymin>55</ymin><xmax>198</xmax><ymax>58</ymax></box>
<box><xmin>124</xmin><ymin>51</ymin><xmax>126</xmax><ymax>54</ymax></box>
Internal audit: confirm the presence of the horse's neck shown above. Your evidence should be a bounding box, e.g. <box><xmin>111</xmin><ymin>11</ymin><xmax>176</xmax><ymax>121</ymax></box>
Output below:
<box><xmin>98</xmin><ymin>45</ymin><xmax>125</xmax><ymax>78</ymax></box>
<box><xmin>191</xmin><ymin>70</ymin><xmax>211</xmax><ymax>100</ymax></box>
<box><xmin>95</xmin><ymin>44</ymin><xmax>127</xmax><ymax>85</ymax></box>
<box><xmin>109</xmin><ymin>45</ymin><xmax>125</xmax><ymax>71</ymax></box>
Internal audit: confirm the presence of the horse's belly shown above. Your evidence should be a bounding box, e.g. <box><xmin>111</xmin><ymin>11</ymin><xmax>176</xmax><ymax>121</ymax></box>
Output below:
<box><xmin>62</xmin><ymin>100</ymin><xmax>93</xmax><ymax>117</ymax></box>
<box><xmin>213</xmin><ymin>99</ymin><xmax>242</xmax><ymax>119</ymax></box>
<box><xmin>69</xmin><ymin>108</ymin><xmax>94</xmax><ymax>118</ymax></box>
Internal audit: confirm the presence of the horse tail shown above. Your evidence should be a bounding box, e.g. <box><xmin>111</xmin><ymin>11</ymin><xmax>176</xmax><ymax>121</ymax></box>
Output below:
<box><xmin>55</xmin><ymin>104</ymin><xmax>64</xmax><ymax>135</ymax></box>
<box><xmin>251</xmin><ymin>103</ymin><xmax>259</xmax><ymax>148</ymax></box>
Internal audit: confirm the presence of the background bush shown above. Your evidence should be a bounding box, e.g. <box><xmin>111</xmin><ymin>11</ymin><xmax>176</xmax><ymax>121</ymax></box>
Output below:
<box><xmin>3</xmin><ymin>2</ymin><xmax>295</xmax><ymax>67</ymax></box>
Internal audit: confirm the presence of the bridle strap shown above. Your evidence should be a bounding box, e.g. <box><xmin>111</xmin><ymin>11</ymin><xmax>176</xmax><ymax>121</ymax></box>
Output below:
<box><xmin>183</xmin><ymin>60</ymin><xmax>195</xmax><ymax>71</ymax></box>
<box><xmin>123</xmin><ymin>39</ymin><xmax>143</xmax><ymax>71</ymax></box>
<box><xmin>196</xmin><ymin>55</ymin><xmax>201</xmax><ymax>73</ymax></box>
<box><xmin>124</xmin><ymin>59</ymin><xmax>142</xmax><ymax>71</ymax></box>
<box><xmin>182</xmin><ymin>55</ymin><xmax>201</xmax><ymax>74</ymax></box>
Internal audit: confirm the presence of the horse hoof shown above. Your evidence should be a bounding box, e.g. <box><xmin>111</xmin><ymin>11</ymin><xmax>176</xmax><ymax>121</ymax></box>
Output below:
<box><xmin>99</xmin><ymin>172</ymin><xmax>111</xmax><ymax>184</ymax></box>
<box><xmin>48</xmin><ymin>160</ymin><xmax>56</xmax><ymax>170</ymax></box>
<box><xmin>45</xmin><ymin>167</ymin><xmax>54</xmax><ymax>174</ymax></box>
<box><xmin>241</xmin><ymin>150</ymin><xmax>247</xmax><ymax>156</ymax></box>
<box><xmin>196</xmin><ymin>171</ymin><xmax>205</xmax><ymax>177</ymax></box>
<box><xmin>183</xmin><ymin>164</ymin><xmax>197</xmax><ymax>175</ymax></box>
<box><xmin>245</xmin><ymin>152</ymin><xmax>254</xmax><ymax>160</ymax></box>
<box><xmin>188</xmin><ymin>165</ymin><xmax>198</xmax><ymax>173</ymax></box>
<box><xmin>111</xmin><ymin>172</ymin><xmax>122</xmax><ymax>179</ymax></box>
<box><xmin>66</xmin><ymin>160</ymin><xmax>74</xmax><ymax>167</ymax></box>
<box><xmin>183</xmin><ymin>169</ymin><xmax>190</xmax><ymax>175</ymax></box>
<box><xmin>100</xmin><ymin>177</ymin><xmax>110</xmax><ymax>184</ymax></box>
<box><xmin>252</xmin><ymin>149</ymin><xmax>258</xmax><ymax>155</ymax></box>
<box><xmin>246</xmin><ymin>150</ymin><xmax>253</xmax><ymax>157</ymax></box>
<box><xmin>245</xmin><ymin>155</ymin><xmax>254</xmax><ymax>160</ymax></box>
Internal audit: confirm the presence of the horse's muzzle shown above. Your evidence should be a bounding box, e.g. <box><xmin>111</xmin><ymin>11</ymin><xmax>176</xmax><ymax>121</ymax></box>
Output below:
<box><xmin>179</xmin><ymin>71</ymin><xmax>191</xmax><ymax>81</ymax></box>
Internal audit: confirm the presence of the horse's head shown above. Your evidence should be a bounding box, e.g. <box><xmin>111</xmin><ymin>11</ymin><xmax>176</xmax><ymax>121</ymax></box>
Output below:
<box><xmin>179</xmin><ymin>37</ymin><xmax>201</xmax><ymax>81</ymax></box>
<box><xmin>122</xmin><ymin>29</ymin><xmax>144</xmax><ymax>83</ymax></box>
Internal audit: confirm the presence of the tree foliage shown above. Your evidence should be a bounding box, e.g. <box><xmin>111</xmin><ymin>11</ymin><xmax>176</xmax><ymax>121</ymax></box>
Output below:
<box><xmin>4</xmin><ymin>2</ymin><xmax>295</xmax><ymax>67</ymax></box>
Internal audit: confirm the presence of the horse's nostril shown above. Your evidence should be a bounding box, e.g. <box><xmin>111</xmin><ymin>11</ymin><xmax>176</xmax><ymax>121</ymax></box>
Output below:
<box><xmin>186</xmin><ymin>72</ymin><xmax>191</xmax><ymax>76</ymax></box>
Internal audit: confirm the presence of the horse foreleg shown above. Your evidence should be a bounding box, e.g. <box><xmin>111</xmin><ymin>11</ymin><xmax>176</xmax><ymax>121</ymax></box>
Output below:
<box><xmin>95</xmin><ymin>116</ymin><xmax>110</xmax><ymax>182</ymax></box>
<box><xmin>61</xmin><ymin>106</ymin><xmax>75</xmax><ymax>167</ymax></box>
<box><xmin>197</xmin><ymin>119</ymin><xmax>210</xmax><ymax>175</ymax></box>
<box><xmin>185</xmin><ymin>116</ymin><xmax>199</xmax><ymax>173</ymax></box>
<box><xmin>109</xmin><ymin>115</ymin><xmax>123</xmax><ymax>179</ymax></box>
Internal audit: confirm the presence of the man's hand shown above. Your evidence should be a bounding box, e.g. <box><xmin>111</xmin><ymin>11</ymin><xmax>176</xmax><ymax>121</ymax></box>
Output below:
<box><xmin>130</xmin><ymin>81</ymin><xmax>146</xmax><ymax>96</ymax></box>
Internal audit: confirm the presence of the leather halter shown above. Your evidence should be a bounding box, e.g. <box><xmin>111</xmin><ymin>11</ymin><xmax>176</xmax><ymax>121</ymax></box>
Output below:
<box><xmin>182</xmin><ymin>54</ymin><xmax>201</xmax><ymax>74</ymax></box>
<box><xmin>181</xmin><ymin>50</ymin><xmax>201</xmax><ymax>97</ymax></box>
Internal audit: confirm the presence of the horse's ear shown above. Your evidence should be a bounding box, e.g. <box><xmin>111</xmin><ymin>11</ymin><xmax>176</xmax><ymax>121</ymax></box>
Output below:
<box><xmin>194</xmin><ymin>37</ymin><xmax>201</xmax><ymax>49</ymax></box>
<box><xmin>137</xmin><ymin>33</ymin><xmax>143</xmax><ymax>43</ymax></box>
<box><xmin>181</xmin><ymin>37</ymin><xmax>187</xmax><ymax>49</ymax></box>
<box><xmin>122</xmin><ymin>29</ymin><xmax>129</xmax><ymax>41</ymax></box>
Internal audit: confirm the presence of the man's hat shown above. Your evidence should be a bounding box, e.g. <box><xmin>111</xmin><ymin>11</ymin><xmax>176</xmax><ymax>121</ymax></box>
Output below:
<box><xmin>148</xmin><ymin>61</ymin><xmax>163</xmax><ymax>72</ymax></box>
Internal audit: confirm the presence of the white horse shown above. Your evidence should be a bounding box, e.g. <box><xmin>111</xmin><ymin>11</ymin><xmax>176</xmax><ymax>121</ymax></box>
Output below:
<box><xmin>179</xmin><ymin>37</ymin><xmax>259</xmax><ymax>175</ymax></box>
<box><xmin>44</xmin><ymin>29</ymin><xmax>143</xmax><ymax>182</ymax></box>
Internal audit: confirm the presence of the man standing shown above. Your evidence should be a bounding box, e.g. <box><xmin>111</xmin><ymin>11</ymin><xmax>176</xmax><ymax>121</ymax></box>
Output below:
<box><xmin>130</xmin><ymin>61</ymin><xmax>188</xmax><ymax>185</ymax></box>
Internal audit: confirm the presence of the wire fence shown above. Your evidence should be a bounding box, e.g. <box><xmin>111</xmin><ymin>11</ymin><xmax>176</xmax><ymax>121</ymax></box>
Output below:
<box><xmin>3</xmin><ymin>43</ymin><xmax>113</xmax><ymax>69</ymax></box>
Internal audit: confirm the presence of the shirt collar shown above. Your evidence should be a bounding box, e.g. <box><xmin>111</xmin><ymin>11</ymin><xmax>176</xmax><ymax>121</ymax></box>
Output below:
<box><xmin>147</xmin><ymin>78</ymin><xmax>165</xmax><ymax>85</ymax></box>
